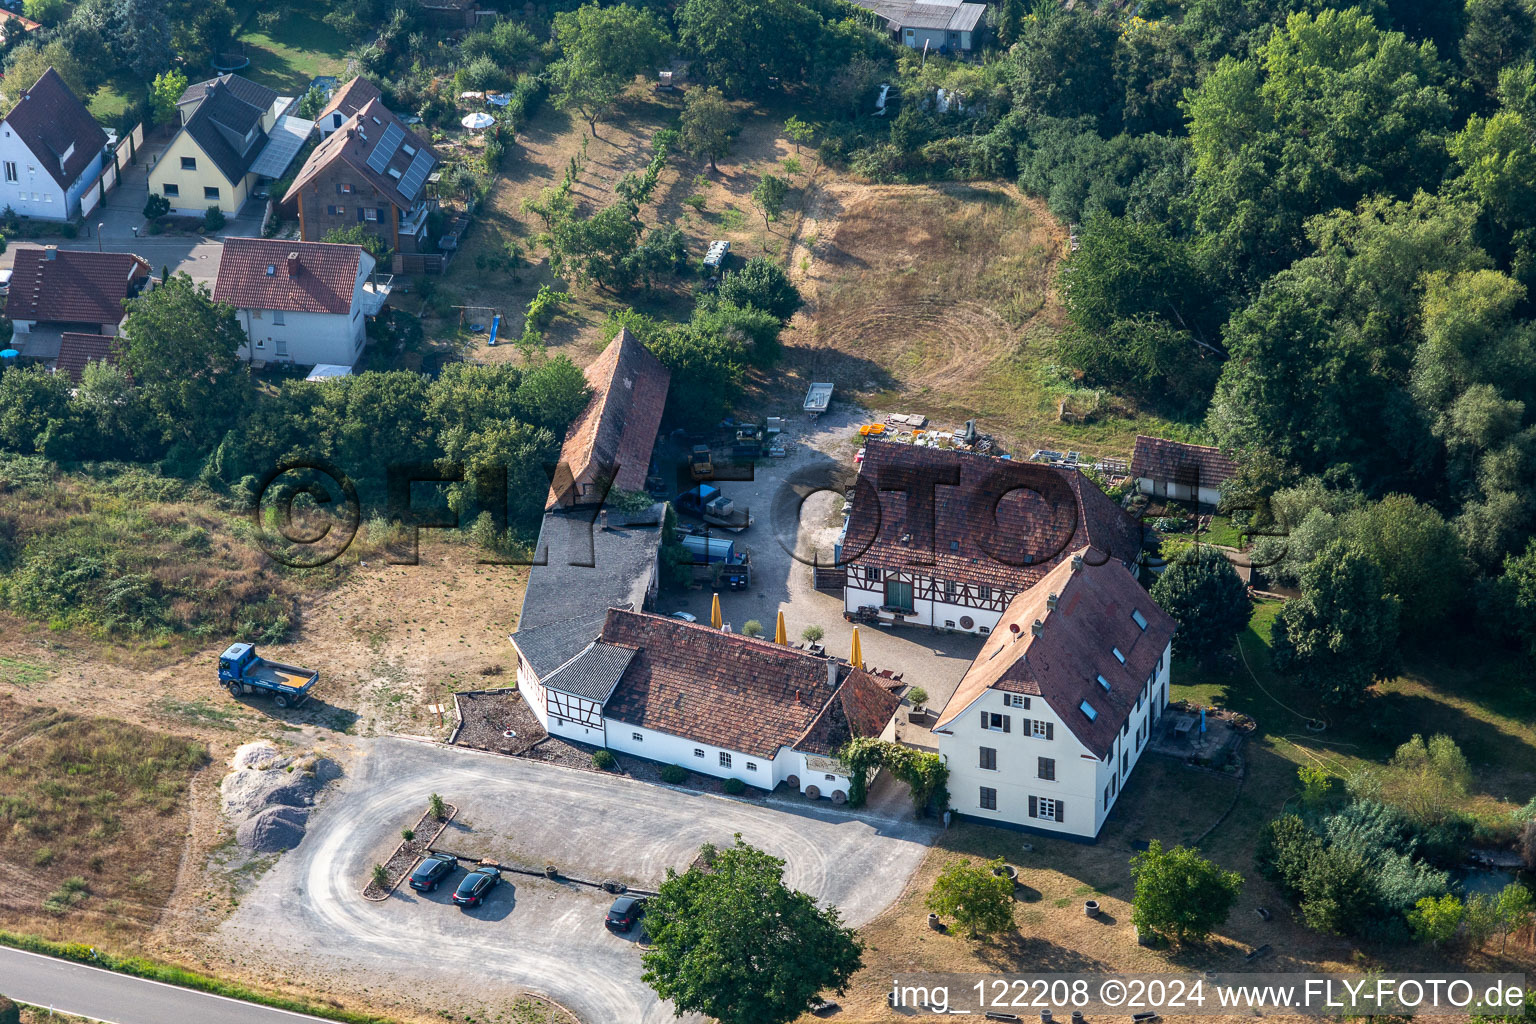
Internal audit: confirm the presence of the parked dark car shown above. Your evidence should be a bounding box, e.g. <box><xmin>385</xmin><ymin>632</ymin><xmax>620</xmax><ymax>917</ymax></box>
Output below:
<box><xmin>452</xmin><ymin>865</ymin><xmax>501</xmax><ymax>908</ymax></box>
<box><xmin>605</xmin><ymin>895</ymin><xmax>648</xmax><ymax>932</ymax></box>
<box><xmin>407</xmin><ymin>854</ymin><xmax>456</xmax><ymax>892</ymax></box>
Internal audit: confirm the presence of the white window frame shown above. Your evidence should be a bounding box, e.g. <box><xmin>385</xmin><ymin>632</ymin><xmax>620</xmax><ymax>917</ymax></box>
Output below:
<box><xmin>632</xmin><ymin>732</ymin><xmax>643</xmax><ymax>742</ymax></box>
<box><xmin>719</xmin><ymin>752</ymin><xmax>732</xmax><ymax>768</ymax></box>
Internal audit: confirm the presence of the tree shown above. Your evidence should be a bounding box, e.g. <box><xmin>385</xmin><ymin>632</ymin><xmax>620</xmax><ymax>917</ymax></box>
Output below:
<box><xmin>1340</xmin><ymin>496</ymin><xmax>1467</xmax><ymax>631</ymax></box>
<box><xmin>714</xmin><ymin>256</ymin><xmax>802</xmax><ymax>321</ymax></box>
<box><xmin>646</xmin><ymin>322</ymin><xmax>746</xmax><ymax>429</ymax></box>
<box><xmin>641</xmin><ymin>837</ymin><xmax>862</xmax><ymax>1024</ymax></box>
<box><xmin>119</xmin><ymin>273</ymin><xmax>249</xmax><ymax>446</ymax></box>
<box><xmin>149</xmin><ymin>68</ymin><xmax>189</xmax><ymax>127</ymax></box>
<box><xmin>1464</xmin><ymin>891</ymin><xmax>1501</xmax><ymax>948</ymax></box>
<box><xmin>1483</xmin><ymin>540</ymin><xmax>1536</xmax><ymax>656</ymax></box>
<box><xmin>513</xmin><ymin>355</ymin><xmax>590</xmax><ymax>431</ymax></box>
<box><xmin>1010</xmin><ymin>5</ymin><xmax>1121</xmax><ymax>125</ymax></box>
<box><xmin>552</xmin><ymin>3</ymin><xmax>671</xmax><ymax>136</ymax></box>
<box><xmin>1130</xmin><ymin>841</ymin><xmax>1243</xmax><ymax>944</ymax></box>
<box><xmin>676</xmin><ymin>0</ymin><xmax>825</xmax><ymax>97</ymax></box>
<box><xmin>1270</xmin><ymin>540</ymin><xmax>1402</xmax><ymax>706</ymax></box>
<box><xmin>1149</xmin><ymin>546</ymin><xmax>1250</xmax><ymax>664</ymax></box>
<box><xmin>547</xmin><ymin>204</ymin><xmax>642</xmax><ymax>290</ymax></box>
<box><xmin>0</xmin><ymin>363</ymin><xmax>71</xmax><ymax>454</ymax></box>
<box><xmin>1496</xmin><ymin>882</ymin><xmax>1535</xmax><ymax>951</ymax></box>
<box><xmin>112</xmin><ymin>0</ymin><xmax>173</xmax><ymax>79</ymax></box>
<box><xmin>4</xmin><ymin>42</ymin><xmax>88</xmax><ymax>103</ymax></box>
<box><xmin>751</xmin><ymin>173</ymin><xmax>788</xmax><ymax>227</ymax></box>
<box><xmin>925</xmin><ymin>858</ymin><xmax>1015</xmax><ymax>938</ymax></box>
<box><xmin>1351</xmin><ymin>734</ymin><xmax>1471</xmax><ymax>825</ymax></box>
<box><xmin>322</xmin><ymin>224</ymin><xmax>392</xmax><ymax>263</ymax></box>
<box><xmin>679</xmin><ymin>86</ymin><xmax>734</xmax><ymax>172</ymax></box>
<box><xmin>1408</xmin><ymin>893</ymin><xmax>1462</xmax><ymax>946</ymax></box>
<box><xmin>21</xmin><ymin>0</ymin><xmax>64</xmax><ymax>23</ymax></box>
<box><xmin>0</xmin><ymin>994</ymin><xmax>18</xmax><ymax>1024</ymax></box>
<box><xmin>1462</xmin><ymin>0</ymin><xmax>1535</xmax><ymax>94</ymax></box>
<box><xmin>783</xmin><ymin>115</ymin><xmax>814</xmax><ymax>153</ymax></box>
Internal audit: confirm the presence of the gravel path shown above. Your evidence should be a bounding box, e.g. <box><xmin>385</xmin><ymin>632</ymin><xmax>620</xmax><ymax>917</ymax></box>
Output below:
<box><xmin>218</xmin><ymin>736</ymin><xmax>935</xmax><ymax>1024</ymax></box>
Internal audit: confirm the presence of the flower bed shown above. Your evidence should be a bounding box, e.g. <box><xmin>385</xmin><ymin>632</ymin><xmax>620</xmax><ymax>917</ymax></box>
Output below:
<box><xmin>361</xmin><ymin>803</ymin><xmax>457</xmax><ymax>901</ymax></box>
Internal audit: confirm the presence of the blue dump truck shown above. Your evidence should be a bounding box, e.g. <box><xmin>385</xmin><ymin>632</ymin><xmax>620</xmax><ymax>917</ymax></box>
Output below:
<box><xmin>218</xmin><ymin>643</ymin><xmax>319</xmax><ymax>708</ymax></box>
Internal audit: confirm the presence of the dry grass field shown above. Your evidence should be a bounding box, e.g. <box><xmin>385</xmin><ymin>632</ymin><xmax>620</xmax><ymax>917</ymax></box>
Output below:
<box><xmin>0</xmin><ymin>696</ymin><xmax>207</xmax><ymax>942</ymax></box>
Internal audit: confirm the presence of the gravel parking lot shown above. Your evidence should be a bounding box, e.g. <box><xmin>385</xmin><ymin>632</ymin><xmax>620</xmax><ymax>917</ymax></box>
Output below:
<box><xmin>219</xmin><ymin>736</ymin><xmax>934</xmax><ymax>1024</ymax></box>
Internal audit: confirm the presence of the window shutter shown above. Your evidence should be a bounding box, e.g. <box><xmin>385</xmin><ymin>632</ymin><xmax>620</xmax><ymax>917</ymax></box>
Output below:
<box><xmin>1028</xmin><ymin>795</ymin><xmax>1037</xmax><ymax>819</ymax></box>
<box><xmin>1056</xmin><ymin>801</ymin><xmax>1064</xmax><ymax>823</ymax></box>
<box><xmin>357</xmin><ymin>206</ymin><xmax>365</xmax><ymax>222</ymax></box>
<box><xmin>1045</xmin><ymin>722</ymin><xmax>1054</xmax><ymax>740</ymax></box>
<box><xmin>1003</xmin><ymin>715</ymin><xmax>1010</xmax><ymax>733</ymax></box>
<box><xmin>335</xmin><ymin>183</ymin><xmax>342</xmax><ymax>194</ymax></box>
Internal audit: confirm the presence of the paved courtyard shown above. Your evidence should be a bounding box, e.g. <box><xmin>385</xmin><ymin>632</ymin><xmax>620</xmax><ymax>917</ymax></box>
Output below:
<box><xmin>220</xmin><ymin>737</ymin><xmax>935</xmax><ymax>1024</ymax></box>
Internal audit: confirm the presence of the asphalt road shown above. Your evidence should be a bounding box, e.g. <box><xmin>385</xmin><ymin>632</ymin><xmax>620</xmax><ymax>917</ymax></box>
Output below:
<box><xmin>219</xmin><ymin>737</ymin><xmax>935</xmax><ymax>1024</ymax></box>
<box><xmin>0</xmin><ymin>945</ymin><xmax>336</xmax><ymax>1023</ymax></box>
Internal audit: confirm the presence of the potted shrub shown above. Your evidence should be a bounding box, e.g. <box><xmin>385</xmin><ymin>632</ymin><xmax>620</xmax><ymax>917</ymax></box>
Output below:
<box><xmin>907</xmin><ymin>686</ymin><xmax>929</xmax><ymax>721</ymax></box>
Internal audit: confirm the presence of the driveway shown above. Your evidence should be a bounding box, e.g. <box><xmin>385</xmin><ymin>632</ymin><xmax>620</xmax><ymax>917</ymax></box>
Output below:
<box><xmin>219</xmin><ymin>737</ymin><xmax>935</xmax><ymax>1024</ymax></box>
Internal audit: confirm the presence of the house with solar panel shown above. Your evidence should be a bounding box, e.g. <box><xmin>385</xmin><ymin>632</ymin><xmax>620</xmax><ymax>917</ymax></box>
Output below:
<box><xmin>283</xmin><ymin>91</ymin><xmax>440</xmax><ymax>255</ymax></box>
<box><xmin>150</xmin><ymin>75</ymin><xmax>309</xmax><ymax>216</ymax></box>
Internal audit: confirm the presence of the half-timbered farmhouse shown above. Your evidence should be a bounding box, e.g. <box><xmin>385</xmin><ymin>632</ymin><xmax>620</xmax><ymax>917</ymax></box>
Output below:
<box><xmin>841</xmin><ymin>440</ymin><xmax>1144</xmax><ymax>635</ymax></box>
<box><xmin>934</xmin><ymin>547</ymin><xmax>1176</xmax><ymax>839</ymax></box>
<box><xmin>514</xmin><ymin>606</ymin><xmax>899</xmax><ymax>799</ymax></box>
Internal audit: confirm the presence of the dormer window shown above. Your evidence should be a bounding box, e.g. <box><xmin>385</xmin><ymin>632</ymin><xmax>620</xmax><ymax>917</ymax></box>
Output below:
<box><xmin>1079</xmin><ymin>700</ymin><xmax>1098</xmax><ymax>721</ymax></box>
<box><xmin>402</xmin><ymin>143</ymin><xmax>416</xmax><ymax>156</ymax></box>
<box><xmin>1132</xmin><ymin>609</ymin><xmax>1148</xmax><ymax>630</ymax></box>
<box><xmin>1096</xmin><ymin>674</ymin><xmax>1110</xmax><ymax>693</ymax></box>
<box><xmin>1112</xmin><ymin>646</ymin><xmax>1125</xmax><ymax>664</ymax></box>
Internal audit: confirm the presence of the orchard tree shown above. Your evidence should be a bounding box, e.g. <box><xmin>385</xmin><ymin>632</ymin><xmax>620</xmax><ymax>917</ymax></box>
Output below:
<box><xmin>715</xmin><ymin>255</ymin><xmax>802</xmax><ymax>320</ymax></box>
<box><xmin>1130</xmin><ymin>841</ymin><xmax>1242</xmax><ymax>945</ymax></box>
<box><xmin>1270</xmin><ymin>540</ymin><xmax>1401</xmax><ymax>706</ymax></box>
<box><xmin>751</xmin><ymin>173</ymin><xmax>788</xmax><ymax>226</ymax></box>
<box><xmin>120</xmin><ymin>273</ymin><xmax>249</xmax><ymax>446</ymax></box>
<box><xmin>676</xmin><ymin>0</ymin><xmax>824</xmax><ymax>96</ymax></box>
<box><xmin>925</xmin><ymin>858</ymin><xmax>1015</xmax><ymax>938</ymax></box>
<box><xmin>642</xmin><ymin>837</ymin><xmax>862</xmax><ymax>1024</ymax></box>
<box><xmin>1149</xmin><ymin>546</ymin><xmax>1250</xmax><ymax>664</ymax></box>
<box><xmin>679</xmin><ymin>86</ymin><xmax>735</xmax><ymax>172</ymax></box>
<box><xmin>783</xmin><ymin>115</ymin><xmax>814</xmax><ymax>153</ymax></box>
<box><xmin>551</xmin><ymin>3</ymin><xmax>671</xmax><ymax>137</ymax></box>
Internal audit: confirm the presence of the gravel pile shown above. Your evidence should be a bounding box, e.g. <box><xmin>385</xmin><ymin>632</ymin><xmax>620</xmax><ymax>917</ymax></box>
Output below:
<box><xmin>221</xmin><ymin>741</ymin><xmax>337</xmax><ymax>852</ymax></box>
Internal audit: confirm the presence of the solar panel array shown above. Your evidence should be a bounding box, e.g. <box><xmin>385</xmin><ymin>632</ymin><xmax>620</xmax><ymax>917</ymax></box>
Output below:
<box><xmin>399</xmin><ymin>149</ymin><xmax>434</xmax><ymax>200</ymax></box>
<box><xmin>365</xmin><ymin>123</ymin><xmax>405</xmax><ymax>173</ymax></box>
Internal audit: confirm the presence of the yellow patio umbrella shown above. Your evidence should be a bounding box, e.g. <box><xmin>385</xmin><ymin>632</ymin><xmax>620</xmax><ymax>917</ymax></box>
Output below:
<box><xmin>850</xmin><ymin>626</ymin><xmax>863</xmax><ymax>670</ymax></box>
<box><xmin>710</xmin><ymin>592</ymin><xmax>722</xmax><ymax>630</ymax></box>
<box><xmin>775</xmin><ymin>609</ymin><xmax>787</xmax><ymax>645</ymax></box>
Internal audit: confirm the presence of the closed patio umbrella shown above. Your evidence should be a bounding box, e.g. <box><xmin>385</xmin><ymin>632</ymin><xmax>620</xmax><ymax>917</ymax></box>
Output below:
<box><xmin>710</xmin><ymin>592</ymin><xmax>722</xmax><ymax>630</ymax></box>
<box><xmin>775</xmin><ymin>609</ymin><xmax>787</xmax><ymax>645</ymax></box>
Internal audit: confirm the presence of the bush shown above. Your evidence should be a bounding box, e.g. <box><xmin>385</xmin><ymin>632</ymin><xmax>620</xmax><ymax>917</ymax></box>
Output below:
<box><xmin>370</xmin><ymin>863</ymin><xmax>388</xmax><ymax>889</ymax></box>
<box><xmin>1130</xmin><ymin>840</ymin><xmax>1243</xmax><ymax>944</ymax></box>
<box><xmin>401</xmin><ymin>828</ymin><xmax>415</xmax><ymax>842</ymax></box>
<box><xmin>742</xmin><ymin>619</ymin><xmax>763</xmax><ymax>637</ymax></box>
<box><xmin>428</xmin><ymin>793</ymin><xmax>447</xmax><ymax>820</ymax></box>
<box><xmin>661</xmin><ymin>764</ymin><xmax>688</xmax><ymax>784</ymax></box>
<box><xmin>203</xmin><ymin>206</ymin><xmax>225</xmax><ymax>232</ymax></box>
<box><xmin>0</xmin><ymin>994</ymin><xmax>16</xmax><ymax>1024</ymax></box>
<box><xmin>926</xmin><ymin>857</ymin><xmax>1015</xmax><ymax>938</ymax></box>
<box><xmin>592</xmin><ymin>749</ymin><xmax>617</xmax><ymax>771</ymax></box>
<box><xmin>722</xmin><ymin>777</ymin><xmax>746</xmax><ymax>795</ymax></box>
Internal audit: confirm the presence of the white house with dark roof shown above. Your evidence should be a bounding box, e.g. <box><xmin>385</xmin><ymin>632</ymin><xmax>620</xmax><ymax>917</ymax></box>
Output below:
<box><xmin>934</xmin><ymin>547</ymin><xmax>1176</xmax><ymax>840</ymax></box>
<box><xmin>851</xmin><ymin>0</ymin><xmax>984</xmax><ymax>52</ymax></box>
<box><xmin>0</xmin><ymin>67</ymin><xmax>108</xmax><ymax>220</ymax></box>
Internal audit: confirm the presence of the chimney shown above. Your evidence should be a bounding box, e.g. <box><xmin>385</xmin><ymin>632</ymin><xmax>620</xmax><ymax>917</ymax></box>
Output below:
<box><xmin>795</xmin><ymin>687</ymin><xmax>803</xmax><ymax>704</ymax></box>
<box><xmin>1031</xmin><ymin>618</ymin><xmax>1045</xmax><ymax>637</ymax></box>
<box><xmin>598</xmin><ymin>510</ymin><xmax>609</xmax><ymax>531</ymax></box>
<box><xmin>287</xmin><ymin>252</ymin><xmax>301</xmax><ymax>276</ymax></box>
<box><xmin>44</xmin><ymin>245</ymin><xmax>56</xmax><ymax>260</ymax></box>
<box><xmin>827</xmin><ymin>658</ymin><xmax>837</xmax><ymax>687</ymax></box>
<box><xmin>1070</xmin><ymin>554</ymin><xmax>1083</xmax><ymax>572</ymax></box>
<box><xmin>1046</xmin><ymin>592</ymin><xmax>1059</xmax><ymax>612</ymax></box>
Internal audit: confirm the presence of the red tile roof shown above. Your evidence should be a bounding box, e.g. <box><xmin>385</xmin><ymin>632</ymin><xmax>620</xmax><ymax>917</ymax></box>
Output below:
<box><xmin>935</xmin><ymin>547</ymin><xmax>1177</xmax><ymax>759</ymax></box>
<box><xmin>283</xmin><ymin>97</ymin><xmax>439</xmax><ymax>213</ymax></box>
<box><xmin>3</xmin><ymin>248</ymin><xmax>149</xmax><ymax>325</ymax></box>
<box><xmin>1130</xmin><ymin>435</ymin><xmax>1235</xmax><ymax>492</ymax></box>
<box><xmin>844</xmin><ymin>441</ymin><xmax>1144</xmax><ymax>592</ymax></box>
<box><xmin>55</xmin><ymin>332</ymin><xmax>126</xmax><ymax>382</ymax></box>
<box><xmin>796</xmin><ymin>667</ymin><xmax>900</xmax><ymax>757</ymax></box>
<box><xmin>318</xmin><ymin>77</ymin><xmax>382</xmax><ymax>121</ymax></box>
<box><xmin>212</xmin><ymin>238</ymin><xmax>368</xmax><ymax>315</ymax></box>
<box><xmin>2</xmin><ymin>67</ymin><xmax>107</xmax><ymax>189</ymax></box>
<box><xmin>546</xmin><ymin>328</ymin><xmax>670</xmax><ymax>509</ymax></box>
<box><xmin>601</xmin><ymin>609</ymin><xmax>892</xmax><ymax>759</ymax></box>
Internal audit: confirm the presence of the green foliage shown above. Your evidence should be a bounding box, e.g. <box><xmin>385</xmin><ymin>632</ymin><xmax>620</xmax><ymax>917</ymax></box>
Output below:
<box><xmin>143</xmin><ymin>193</ymin><xmax>170</xmax><ymax>220</ymax></box>
<box><xmin>906</xmin><ymin>686</ymin><xmax>929</xmax><ymax>710</ymax></box>
<box><xmin>784</xmin><ymin>115</ymin><xmax>814</xmax><ymax>152</ymax></box>
<box><xmin>1129</xmin><ymin>840</ymin><xmax>1243</xmax><ymax>944</ymax></box>
<box><xmin>1270</xmin><ymin>540</ymin><xmax>1401</xmax><ymax>706</ymax></box>
<box><xmin>679</xmin><ymin>86</ymin><xmax>735</xmax><ymax>170</ymax></box>
<box><xmin>121</xmin><ymin>274</ymin><xmax>249</xmax><ymax>448</ymax></box>
<box><xmin>801</xmin><ymin>625</ymin><xmax>824</xmax><ymax>643</ymax></box>
<box><xmin>552</xmin><ymin>3</ymin><xmax>671</xmax><ymax>135</ymax></box>
<box><xmin>322</xmin><ymin>224</ymin><xmax>391</xmax><ymax>263</ymax></box>
<box><xmin>641</xmin><ymin>837</ymin><xmax>862</xmax><ymax>1024</ymax></box>
<box><xmin>645</xmin><ymin>320</ymin><xmax>747</xmax><ymax>429</ymax></box>
<box><xmin>721</xmin><ymin>776</ymin><xmax>746</xmax><ymax>795</ymax></box>
<box><xmin>428</xmin><ymin>793</ymin><xmax>447</xmax><ymax>820</ymax></box>
<box><xmin>714</xmin><ymin>256</ymin><xmax>802</xmax><ymax>322</ymax></box>
<box><xmin>149</xmin><ymin>68</ymin><xmax>189</xmax><ymax>127</ymax></box>
<box><xmin>835</xmin><ymin>737</ymin><xmax>949</xmax><ymax>817</ymax></box>
<box><xmin>592</xmin><ymin>749</ymin><xmax>617</xmax><ymax>771</ymax></box>
<box><xmin>741</xmin><ymin>619</ymin><xmax>763</xmax><ymax>637</ymax></box>
<box><xmin>371</xmin><ymin>863</ymin><xmax>389</xmax><ymax>888</ymax></box>
<box><xmin>1408</xmin><ymin>892</ymin><xmax>1462</xmax><ymax>945</ymax></box>
<box><xmin>925</xmin><ymin>858</ymin><xmax>1015</xmax><ymax>938</ymax></box>
<box><xmin>22</xmin><ymin>0</ymin><xmax>64</xmax><ymax>23</ymax></box>
<box><xmin>677</xmin><ymin>0</ymin><xmax>825</xmax><ymax>97</ymax></box>
<box><xmin>751</xmin><ymin>173</ymin><xmax>788</xmax><ymax>226</ymax></box>
<box><xmin>1297</xmin><ymin>763</ymin><xmax>1335</xmax><ymax>809</ymax></box>
<box><xmin>1150</xmin><ymin>546</ymin><xmax>1250</xmax><ymax>664</ymax></box>
<box><xmin>1462</xmin><ymin>0</ymin><xmax>1534</xmax><ymax>93</ymax></box>
<box><xmin>547</xmin><ymin>204</ymin><xmax>642</xmax><ymax>290</ymax></box>
<box><xmin>202</xmin><ymin>206</ymin><xmax>225</xmax><ymax>232</ymax></box>
<box><xmin>523</xmin><ymin>285</ymin><xmax>571</xmax><ymax>336</ymax></box>
<box><xmin>1348</xmin><ymin>734</ymin><xmax>1471</xmax><ymax>826</ymax></box>
<box><xmin>661</xmin><ymin>764</ymin><xmax>689</xmax><ymax>784</ymax></box>
<box><xmin>1482</xmin><ymin>539</ymin><xmax>1536</xmax><ymax>656</ymax></box>
<box><xmin>1339</xmin><ymin>495</ymin><xmax>1466</xmax><ymax>631</ymax></box>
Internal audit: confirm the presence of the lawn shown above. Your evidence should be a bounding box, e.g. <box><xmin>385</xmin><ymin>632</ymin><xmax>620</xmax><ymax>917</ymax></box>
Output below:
<box><xmin>0</xmin><ymin>695</ymin><xmax>207</xmax><ymax>941</ymax></box>
<box><xmin>239</xmin><ymin>13</ymin><xmax>351</xmax><ymax>94</ymax></box>
<box><xmin>829</xmin><ymin>600</ymin><xmax>1536</xmax><ymax>1021</ymax></box>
